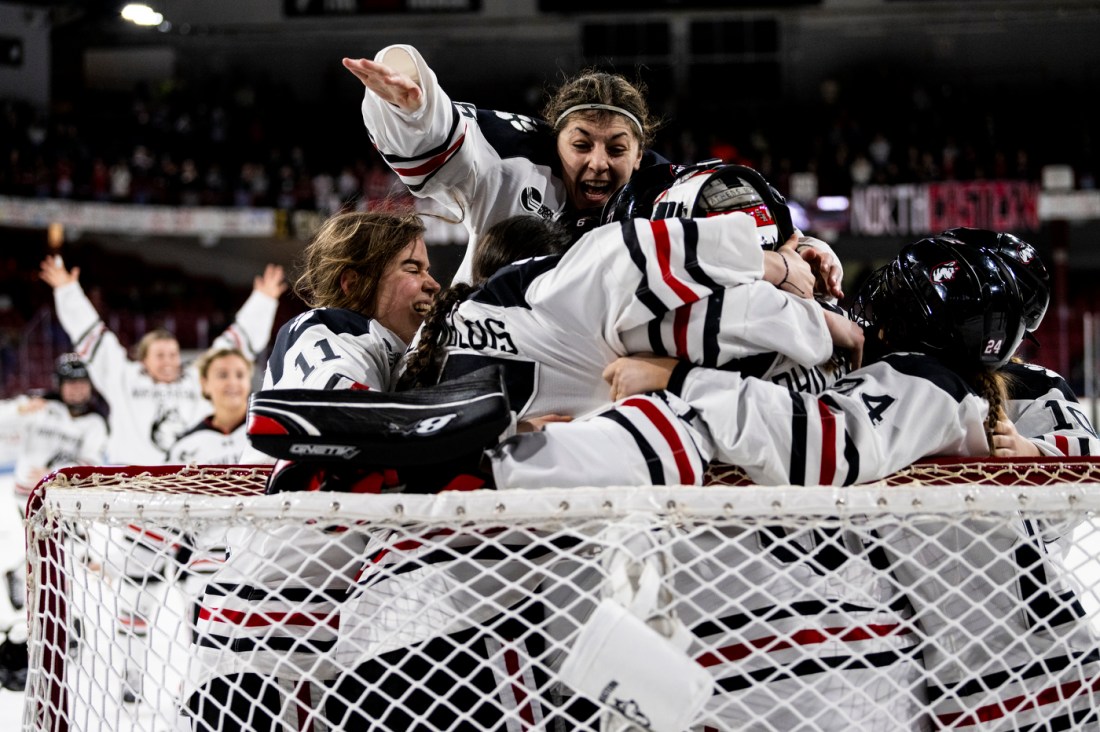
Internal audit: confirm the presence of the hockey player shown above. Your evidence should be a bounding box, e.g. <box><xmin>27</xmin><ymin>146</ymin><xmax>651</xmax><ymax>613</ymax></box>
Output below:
<box><xmin>167</xmin><ymin>347</ymin><xmax>254</xmax><ymax>466</ymax></box>
<box><xmin>601</xmin><ymin>235</ymin><xmax>1099</xmax><ymax>729</ymax></box>
<box><xmin>0</xmin><ymin>354</ymin><xmax>107</xmax><ymax>693</ymax></box>
<box><xmin>324</xmin><ymin>171</ymin><xmax>863</xmax><ymax>730</ymax></box>
<box><xmin>0</xmin><ymin>353</ymin><xmax>108</xmax><ymax>508</ymax></box>
<box><xmin>38</xmin><ymin>256</ymin><xmax>285</xmax><ymax>465</ymax></box>
<box><xmin>343</xmin><ymin>44</ymin><xmax>847</xmax><ymax>297</ymax></box>
<box><xmin>399</xmin><ymin>171</ymin><xmax>859</xmax><ymax>426</ymax></box>
<box><xmin>187</xmin><ymin>210</ymin><xmax>439</xmax><ymax>732</ymax></box>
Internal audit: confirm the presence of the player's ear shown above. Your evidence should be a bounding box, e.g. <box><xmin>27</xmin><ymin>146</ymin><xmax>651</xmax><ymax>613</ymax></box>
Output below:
<box><xmin>340</xmin><ymin>269</ymin><xmax>359</xmax><ymax>296</ymax></box>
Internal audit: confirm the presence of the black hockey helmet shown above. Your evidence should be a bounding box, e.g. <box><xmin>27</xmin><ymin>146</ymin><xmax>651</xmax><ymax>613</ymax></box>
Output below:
<box><xmin>55</xmin><ymin>353</ymin><xmax>90</xmax><ymax>385</ymax></box>
<box><xmin>939</xmin><ymin>227</ymin><xmax>1050</xmax><ymax>331</ymax></box>
<box><xmin>850</xmin><ymin>236</ymin><xmax>1026</xmax><ymax>370</ymax></box>
<box><xmin>649</xmin><ymin>163</ymin><xmax>794</xmax><ymax>249</ymax></box>
<box><xmin>601</xmin><ymin>162</ymin><xmax>685</xmax><ymax>224</ymax></box>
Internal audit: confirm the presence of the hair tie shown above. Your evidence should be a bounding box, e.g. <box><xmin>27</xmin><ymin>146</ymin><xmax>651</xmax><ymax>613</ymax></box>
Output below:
<box><xmin>554</xmin><ymin>103</ymin><xmax>643</xmax><ymax>135</ymax></box>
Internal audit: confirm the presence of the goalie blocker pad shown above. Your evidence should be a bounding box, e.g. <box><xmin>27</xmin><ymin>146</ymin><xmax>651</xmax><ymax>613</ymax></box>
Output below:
<box><xmin>246</xmin><ymin>366</ymin><xmax>511</xmax><ymax>465</ymax></box>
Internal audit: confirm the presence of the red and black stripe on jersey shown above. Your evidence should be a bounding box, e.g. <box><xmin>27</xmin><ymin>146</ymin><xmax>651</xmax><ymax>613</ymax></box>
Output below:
<box><xmin>789</xmin><ymin>354</ymin><xmax>972</xmax><ymax>487</ymax></box>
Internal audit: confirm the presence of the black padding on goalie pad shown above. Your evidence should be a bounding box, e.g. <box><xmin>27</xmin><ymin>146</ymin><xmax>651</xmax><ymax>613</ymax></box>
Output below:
<box><xmin>246</xmin><ymin>366</ymin><xmax>511</xmax><ymax>465</ymax></box>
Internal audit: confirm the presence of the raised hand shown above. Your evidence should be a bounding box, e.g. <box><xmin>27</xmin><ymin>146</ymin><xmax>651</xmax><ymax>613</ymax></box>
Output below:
<box><xmin>254</xmin><ymin>264</ymin><xmax>288</xmax><ymax>299</ymax></box>
<box><xmin>342</xmin><ymin>55</ymin><xmax>424</xmax><ymax>113</ymax></box>
<box><xmin>39</xmin><ymin>255</ymin><xmax>79</xmax><ymax>289</ymax></box>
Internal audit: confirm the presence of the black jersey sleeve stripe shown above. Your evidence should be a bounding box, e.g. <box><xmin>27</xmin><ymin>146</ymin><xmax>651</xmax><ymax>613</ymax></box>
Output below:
<box><xmin>1080</xmin><ymin>436</ymin><xmax>1093</xmax><ymax>455</ymax></box>
<box><xmin>702</xmin><ymin>290</ymin><xmax>723</xmax><ymax>366</ymax></box>
<box><xmin>789</xmin><ymin>391</ymin><xmax>808</xmax><ymax>484</ymax></box>
<box><xmin>621</xmin><ymin>220</ymin><xmax>669</xmax><ymax>318</ymax></box>
<box><xmin>379</xmin><ymin>103</ymin><xmax>463</xmax><ymax>165</ymax></box>
<box><xmin>599</xmin><ymin>410</ymin><xmax>665</xmax><ymax>484</ymax></box>
<box><xmin>646</xmin><ymin>319</ymin><xmax>668</xmax><ymax>356</ymax></box>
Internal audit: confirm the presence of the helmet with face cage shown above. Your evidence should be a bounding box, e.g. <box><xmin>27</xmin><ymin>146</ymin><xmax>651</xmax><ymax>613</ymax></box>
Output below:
<box><xmin>850</xmin><ymin>236</ymin><xmax>1026</xmax><ymax>370</ymax></box>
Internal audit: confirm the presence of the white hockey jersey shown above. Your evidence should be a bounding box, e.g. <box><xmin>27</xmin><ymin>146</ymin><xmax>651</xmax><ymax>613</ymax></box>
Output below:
<box><xmin>166</xmin><ymin>417</ymin><xmax>248</xmax><ymax>465</ymax></box>
<box><xmin>419</xmin><ymin>215</ymin><xmax>832</xmax><ymax>421</ymax></box>
<box><xmin>53</xmin><ymin>281</ymin><xmax>278</xmax><ymax>465</ymax></box>
<box><xmin>669</xmin><ymin>353</ymin><xmax>1099</xmax><ymax>729</ymax></box>
<box><xmin>0</xmin><ymin>396</ymin><xmax>107</xmax><ymax>502</ymax></box>
<box><xmin>1002</xmin><ymin>359</ymin><xmax>1100</xmax><ymax>456</ymax></box>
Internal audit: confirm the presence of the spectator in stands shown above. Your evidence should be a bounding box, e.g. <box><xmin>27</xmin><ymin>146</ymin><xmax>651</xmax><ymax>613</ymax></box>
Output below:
<box><xmin>39</xmin><ymin>255</ymin><xmax>285</xmax><ymax>465</ymax></box>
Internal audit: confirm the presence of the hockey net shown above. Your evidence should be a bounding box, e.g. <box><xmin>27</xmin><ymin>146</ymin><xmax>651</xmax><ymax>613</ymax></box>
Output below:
<box><xmin>24</xmin><ymin>459</ymin><xmax>1100</xmax><ymax>731</ymax></box>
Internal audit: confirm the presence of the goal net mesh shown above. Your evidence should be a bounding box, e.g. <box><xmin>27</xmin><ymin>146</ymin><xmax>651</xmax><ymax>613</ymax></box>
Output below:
<box><xmin>24</xmin><ymin>460</ymin><xmax>1100</xmax><ymax>731</ymax></box>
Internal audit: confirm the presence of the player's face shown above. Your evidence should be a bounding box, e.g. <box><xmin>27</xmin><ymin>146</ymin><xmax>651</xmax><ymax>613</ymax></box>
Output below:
<box><xmin>556</xmin><ymin>114</ymin><xmax>643</xmax><ymax>211</ymax></box>
<box><xmin>201</xmin><ymin>354</ymin><xmax>252</xmax><ymax>415</ymax></box>
<box><xmin>373</xmin><ymin>237</ymin><xmax>440</xmax><ymax>343</ymax></box>
<box><xmin>143</xmin><ymin>338</ymin><xmax>182</xmax><ymax>383</ymax></box>
<box><xmin>59</xmin><ymin>379</ymin><xmax>91</xmax><ymax>407</ymax></box>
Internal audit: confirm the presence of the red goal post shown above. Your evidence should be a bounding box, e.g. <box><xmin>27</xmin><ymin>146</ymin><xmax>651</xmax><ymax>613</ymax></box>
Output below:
<box><xmin>24</xmin><ymin>459</ymin><xmax>1100</xmax><ymax>731</ymax></box>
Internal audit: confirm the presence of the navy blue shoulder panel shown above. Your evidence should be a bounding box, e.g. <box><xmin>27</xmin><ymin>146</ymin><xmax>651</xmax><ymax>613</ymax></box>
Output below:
<box><xmin>880</xmin><ymin>353</ymin><xmax>974</xmax><ymax>403</ymax></box>
<box><xmin>468</xmin><ymin>254</ymin><xmax>564</xmax><ymax>310</ymax></box>
<box><xmin>1001</xmin><ymin>360</ymin><xmax>1078</xmax><ymax>402</ymax></box>
<box><xmin>267</xmin><ymin>309</ymin><xmax>374</xmax><ymax>384</ymax></box>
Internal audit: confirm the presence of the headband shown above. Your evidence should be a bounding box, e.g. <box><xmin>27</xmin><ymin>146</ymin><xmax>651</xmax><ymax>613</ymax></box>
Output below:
<box><xmin>554</xmin><ymin>103</ymin><xmax>643</xmax><ymax>135</ymax></box>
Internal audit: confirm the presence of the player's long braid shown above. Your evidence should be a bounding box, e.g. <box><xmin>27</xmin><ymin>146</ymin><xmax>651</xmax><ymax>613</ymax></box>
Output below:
<box><xmin>398</xmin><ymin>283</ymin><xmax>474</xmax><ymax>391</ymax></box>
<box><xmin>970</xmin><ymin>368</ymin><xmax>1011</xmax><ymax>453</ymax></box>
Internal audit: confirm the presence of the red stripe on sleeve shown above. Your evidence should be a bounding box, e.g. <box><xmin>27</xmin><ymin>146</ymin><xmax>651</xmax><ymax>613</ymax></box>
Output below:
<box><xmin>817</xmin><ymin>399</ymin><xmax>837</xmax><ymax>484</ymax></box>
<box><xmin>393</xmin><ymin>132</ymin><xmax>466</xmax><ymax>177</ymax></box>
<box><xmin>1054</xmin><ymin>434</ymin><xmax>1070</xmax><ymax>455</ymax></box>
<box><xmin>651</xmin><ymin>219</ymin><xmax>699</xmax><ymax>305</ymax></box>
<box><xmin>623</xmin><ymin>397</ymin><xmax>694</xmax><ymax>484</ymax></box>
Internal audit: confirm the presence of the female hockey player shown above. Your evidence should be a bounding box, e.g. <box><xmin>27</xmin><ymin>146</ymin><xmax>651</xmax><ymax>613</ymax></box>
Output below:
<box><xmin>38</xmin><ymin>256</ymin><xmax>285</xmax><ymax>465</ymax></box>
<box><xmin>599</xmin><ymin>234</ymin><xmax>1100</xmax><ymax>729</ymax></box>
<box><xmin>342</xmin><ymin>44</ymin><xmax>846</xmax><ymax>297</ymax></box>
<box><xmin>167</xmin><ymin>347</ymin><xmax>254</xmax><ymax>465</ymax></box>
<box><xmin>187</xmin><ymin>209</ymin><xmax>440</xmax><ymax>732</ymax></box>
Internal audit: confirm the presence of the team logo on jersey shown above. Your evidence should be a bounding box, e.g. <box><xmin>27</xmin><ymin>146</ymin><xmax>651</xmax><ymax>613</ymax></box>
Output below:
<box><xmin>520</xmin><ymin>187</ymin><xmax>554</xmax><ymax>219</ymax></box>
<box><xmin>494</xmin><ymin>111</ymin><xmax>537</xmax><ymax>133</ymax></box>
<box><xmin>930</xmin><ymin>260</ymin><xmax>959</xmax><ymax>283</ymax></box>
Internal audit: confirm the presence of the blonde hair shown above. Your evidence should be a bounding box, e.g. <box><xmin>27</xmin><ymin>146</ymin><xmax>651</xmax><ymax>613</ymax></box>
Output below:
<box><xmin>293</xmin><ymin>210</ymin><xmax>427</xmax><ymax>314</ymax></box>
<box><xmin>969</xmin><ymin>368</ymin><xmax>1010</xmax><ymax>453</ymax></box>
<box><xmin>135</xmin><ymin>328</ymin><xmax>177</xmax><ymax>361</ymax></box>
<box><xmin>541</xmin><ymin>69</ymin><xmax>659</xmax><ymax>150</ymax></box>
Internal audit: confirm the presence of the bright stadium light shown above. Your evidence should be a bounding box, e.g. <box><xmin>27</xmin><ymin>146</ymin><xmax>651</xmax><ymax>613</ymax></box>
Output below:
<box><xmin>121</xmin><ymin>3</ymin><xmax>164</xmax><ymax>26</ymax></box>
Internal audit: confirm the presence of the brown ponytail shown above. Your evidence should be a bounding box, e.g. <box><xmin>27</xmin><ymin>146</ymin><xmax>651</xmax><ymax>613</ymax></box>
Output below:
<box><xmin>969</xmin><ymin>369</ymin><xmax>1010</xmax><ymax>453</ymax></box>
<box><xmin>397</xmin><ymin>283</ymin><xmax>475</xmax><ymax>391</ymax></box>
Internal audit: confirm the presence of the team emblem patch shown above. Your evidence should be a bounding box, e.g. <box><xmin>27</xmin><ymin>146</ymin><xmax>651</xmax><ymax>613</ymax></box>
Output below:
<box><xmin>495</xmin><ymin>111</ymin><xmax>537</xmax><ymax>133</ymax></box>
<box><xmin>930</xmin><ymin>260</ymin><xmax>959</xmax><ymax>283</ymax></box>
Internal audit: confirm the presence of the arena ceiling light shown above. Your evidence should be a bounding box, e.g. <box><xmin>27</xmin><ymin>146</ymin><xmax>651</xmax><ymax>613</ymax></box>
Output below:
<box><xmin>120</xmin><ymin>3</ymin><xmax>163</xmax><ymax>26</ymax></box>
